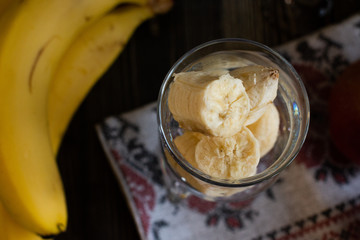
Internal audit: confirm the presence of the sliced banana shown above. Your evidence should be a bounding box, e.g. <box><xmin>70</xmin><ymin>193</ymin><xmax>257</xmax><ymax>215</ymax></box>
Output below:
<box><xmin>173</xmin><ymin>131</ymin><xmax>223</xmax><ymax>196</ymax></box>
<box><xmin>230</xmin><ymin>65</ymin><xmax>279</xmax><ymax>124</ymax></box>
<box><xmin>174</xmin><ymin>131</ymin><xmax>205</xmax><ymax>166</ymax></box>
<box><xmin>244</xmin><ymin>103</ymin><xmax>269</xmax><ymax>126</ymax></box>
<box><xmin>167</xmin><ymin>64</ymin><xmax>280</xmax><ymax>197</ymax></box>
<box><xmin>195</xmin><ymin>127</ymin><xmax>260</xmax><ymax>180</ymax></box>
<box><xmin>168</xmin><ymin>71</ymin><xmax>250</xmax><ymax>137</ymax></box>
<box><xmin>173</xmin><ymin>131</ymin><xmax>254</xmax><ymax>197</ymax></box>
<box><xmin>248</xmin><ymin>103</ymin><xmax>280</xmax><ymax>157</ymax></box>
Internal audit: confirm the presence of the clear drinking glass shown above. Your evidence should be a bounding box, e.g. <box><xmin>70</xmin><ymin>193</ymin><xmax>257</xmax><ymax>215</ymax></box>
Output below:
<box><xmin>157</xmin><ymin>38</ymin><xmax>310</xmax><ymax>204</ymax></box>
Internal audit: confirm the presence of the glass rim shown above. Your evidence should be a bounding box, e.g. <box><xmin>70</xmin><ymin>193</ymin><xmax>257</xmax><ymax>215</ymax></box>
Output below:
<box><xmin>157</xmin><ymin>38</ymin><xmax>310</xmax><ymax>188</ymax></box>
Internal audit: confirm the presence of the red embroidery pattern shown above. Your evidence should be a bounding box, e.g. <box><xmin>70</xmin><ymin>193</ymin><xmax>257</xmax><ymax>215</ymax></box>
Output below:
<box><xmin>253</xmin><ymin>196</ymin><xmax>360</xmax><ymax>240</ymax></box>
<box><xmin>120</xmin><ymin>164</ymin><xmax>156</xmax><ymax>235</ymax></box>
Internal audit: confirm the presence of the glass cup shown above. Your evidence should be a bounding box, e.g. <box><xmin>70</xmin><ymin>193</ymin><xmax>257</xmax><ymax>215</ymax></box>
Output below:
<box><xmin>157</xmin><ymin>38</ymin><xmax>310</xmax><ymax>204</ymax></box>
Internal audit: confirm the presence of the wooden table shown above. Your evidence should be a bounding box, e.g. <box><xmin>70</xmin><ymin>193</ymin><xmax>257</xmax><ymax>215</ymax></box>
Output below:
<box><xmin>56</xmin><ymin>1</ymin><xmax>360</xmax><ymax>239</ymax></box>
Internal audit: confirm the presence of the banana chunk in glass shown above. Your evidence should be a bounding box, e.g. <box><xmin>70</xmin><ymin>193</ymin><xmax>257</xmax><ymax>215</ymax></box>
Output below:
<box><xmin>195</xmin><ymin>127</ymin><xmax>260</xmax><ymax>180</ymax></box>
<box><xmin>168</xmin><ymin>71</ymin><xmax>250</xmax><ymax>137</ymax></box>
<box><xmin>175</xmin><ymin>129</ymin><xmax>260</xmax><ymax>180</ymax></box>
<box><xmin>248</xmin><ymin>103</ymin><xmax>280</xmax><ymax>157</ymax></box>
<box><xmin>230</xmin><ymin>65</ymin><xmax>279</xmax><ymax>125</ymax></box>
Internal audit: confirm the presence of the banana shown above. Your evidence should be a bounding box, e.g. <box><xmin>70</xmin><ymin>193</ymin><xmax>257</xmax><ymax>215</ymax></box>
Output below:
<box><xmin>48</xmin><ymin>0</ymin><xmax>173</xmax><ymax>151</ymax></box>
<box><xmin>168</xmin><ymin>71</ymin><xmax>250</xmax><ymax>137</ymax></box>
<box><xmin>0</xmin><ymin>0</ymin><xmax>154</xmax><ymax>236</ymax></box>
<box><xmin>0</xmin><ymin>4</ymin><xmax>156</xmax><ymax>237</ymax></box>
<box><xmin>49</xmin><ymin>5</ymin><xmax>154</xmax><ymax>152</ymax></box>
<box><xmin>0</xmin><ymin>5</ymin><xmax>50</xmax><ymax>237</ymax></box>
<box><xmin>245</xmin><ymin>103</ymin><xmax>269</xmax><ymax>126</ymax></box>
<box><xmin>248</xmin><ymin>103</ymin><xmax>280</xmax><ymax>157</ymax></box>
<box><xmin>230</xmin><ymin>65</ymin><xmax>279</xmax><ymax>125</ymax></box>
<box><xmin>195</xmin><ymin>127</ymin><xmax>260</xmax><ymax>180</ymax></box>
<box><xmin>0</xmin><ymin>203</ymin><xmax>44</xmax><ymax>240</ymax></box>
<box><xmin>0</xmin><ymin>0</ymin><xmax>171</xmax><ymax>236</ymax></box>
<box><xmin>175</xmin><ymin>129</ymin><xmax>260</xmax><ymax>180</ymax></box>
<box><xmin>173</xmin><ymin>131</ymin><xmax>233</xmax><ymax>197</ymax></box>
<box><xmin>174</xmin><ymin>131</ymin><xmax>205</xmax><ymax>164</ymax></box>
<box><xmin>173</xmin><ymin>129</ymin><xmax>259</xmax><ymax>197</ymax></box>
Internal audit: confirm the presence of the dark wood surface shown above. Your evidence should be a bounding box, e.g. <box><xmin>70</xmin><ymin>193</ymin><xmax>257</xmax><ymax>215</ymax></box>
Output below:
<box><xmin>56</xmin><ymin>1</ymin><xmax>360</xmax><ymax>239</ymax></box>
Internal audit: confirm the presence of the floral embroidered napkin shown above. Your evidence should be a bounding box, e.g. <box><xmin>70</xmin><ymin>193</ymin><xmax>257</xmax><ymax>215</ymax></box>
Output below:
<box><xmin>97</xmin><ymin>14</ymin><xmax>360</xmax><ymax>240</ymax></box>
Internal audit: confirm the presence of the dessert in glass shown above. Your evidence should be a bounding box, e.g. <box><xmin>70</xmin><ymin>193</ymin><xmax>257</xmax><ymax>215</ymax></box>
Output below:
<box><xmin>157</xmin><ymin>38</ymin><xmax>310</xmax><ymax>204</ymax></box>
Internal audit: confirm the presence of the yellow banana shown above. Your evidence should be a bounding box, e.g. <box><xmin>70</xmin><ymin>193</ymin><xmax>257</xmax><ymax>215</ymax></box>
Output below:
<box><xmin>0</xmin><ymin>3</ymin><xmax>48</xmax><ymax>239</ymax></box>
<box><xmin>0</xmin><ymin>204</ymin><xmax>44</xmax><ymax>240</ymax></box>
<box><xmin>0</xmin><ymin>0</ymin><xmax>154</xmax><ymax>236</ymax></box>
<box><xmin>49</xmin><ymin>5</ymin><xmax>154</xmax><ymax>152</ymax></box>
<box><xmin>0</xmin><ymin>0</ymin><xmax>171</xmax><ymax>237</ymax></box>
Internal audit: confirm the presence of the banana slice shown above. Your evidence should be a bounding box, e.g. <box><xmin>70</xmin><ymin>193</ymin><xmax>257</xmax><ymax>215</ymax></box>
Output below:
<box><xmin>248</xmin><ymin>103</ymin><xmax>280</xmax><ymax>157</ymax></box>
<box><xmin>230</xmin><ymin>65</ymin><xmax>279</xmax><ymax>125</ymax></box>
<box><xmin>174</xmin><ymin>131</ymin><xmax>205</xmax><ymax>165</ymax></box>
<box><xmin>173</xmin><ymin>131</ymin><xmax>219</xmax><ymax>196</ymax></box>
<box><xmin>244</xmin><ymin>104</ymin><xmax>269</xmax><ymax>126</ymax></box>
<box><xmin>173</xmin><ymin>131</ymin><xmax>253</xmax><ymax>197</ymax></box>
<box><xmin>195</xmin><ymin>127</ymin><xmax>260</xmax><ymax>180</ymax></box>
<box><xmin>168</xmin><ymin>71</ymin><xmax>250</xmax><ymax>137</ymax></box>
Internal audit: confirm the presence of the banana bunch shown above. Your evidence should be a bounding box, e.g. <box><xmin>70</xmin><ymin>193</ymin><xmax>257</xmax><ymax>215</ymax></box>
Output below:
<box><xmin>169</xmin><ymin>65</ymin><xmax>280</xmax><ymax>194</ymax></box>
<box><xmin>0</xmin><ymin>0</ymin><xmax>172</xmax><ymax>238</ymax></box>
